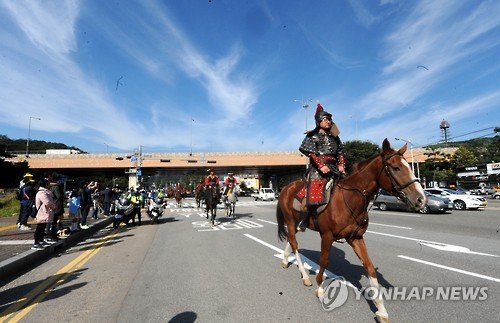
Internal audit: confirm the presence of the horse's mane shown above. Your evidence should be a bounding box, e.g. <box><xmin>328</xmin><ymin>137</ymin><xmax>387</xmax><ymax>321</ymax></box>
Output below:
<box><xmin>350</xmin><ymin>153</ymin><xmax>380</xmax><ymax>174</ymax></box>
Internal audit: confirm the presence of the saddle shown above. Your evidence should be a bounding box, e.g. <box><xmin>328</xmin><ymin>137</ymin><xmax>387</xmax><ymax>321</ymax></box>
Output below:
<box><xmin>293</xmin><ymin>178</ymin><xmax>335</xmax><ymax>216</ymax></box>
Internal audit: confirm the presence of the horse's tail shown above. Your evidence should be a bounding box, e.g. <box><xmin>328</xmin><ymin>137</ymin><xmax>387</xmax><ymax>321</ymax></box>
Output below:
<box><xmin>276</xmin><ymin>203</ymin><xmax>288</xmax><ymax>242</ymax></box>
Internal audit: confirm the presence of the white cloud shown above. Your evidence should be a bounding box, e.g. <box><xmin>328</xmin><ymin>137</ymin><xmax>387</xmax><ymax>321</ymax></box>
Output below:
<box><xmin>356</xmin><ymin>0</ymin><xmax>500</xmax><ymax>120</ymax></box>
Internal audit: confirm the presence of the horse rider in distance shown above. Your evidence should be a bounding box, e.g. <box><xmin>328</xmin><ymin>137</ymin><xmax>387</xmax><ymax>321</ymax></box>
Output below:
<box><xmin>223</xmin><ymin>172</ymin><xmax>239</xmax><ymax>200</ymax></box>
<box><xmin>204</xmin><ymin>168</ymin><xmax>221</xmax><ymax>202</ymax></box>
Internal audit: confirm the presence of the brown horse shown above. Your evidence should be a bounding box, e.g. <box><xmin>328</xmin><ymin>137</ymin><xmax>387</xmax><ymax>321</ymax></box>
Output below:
<box><xmin>276</xmin><ymin>139</ymin><xmax>426</xmax><ymax>322</ymax></box>
<box><xmin>174</xmin><ymin>190</ymin><xmax>183</xmax><ymax>208</ymax></box>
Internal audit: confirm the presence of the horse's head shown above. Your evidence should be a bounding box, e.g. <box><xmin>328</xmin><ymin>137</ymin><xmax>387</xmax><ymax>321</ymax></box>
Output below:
<box><xmin>378</xmin><ymin>138</ymin><xmax>426</xmax><ymax>211</ymax></box>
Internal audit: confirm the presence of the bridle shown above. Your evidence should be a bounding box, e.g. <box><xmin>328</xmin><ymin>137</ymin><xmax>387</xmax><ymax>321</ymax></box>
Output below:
<box><xmin>381</xmin><ymin>153</ymin><xmax>419</xmax><ymax>200</ymax></box>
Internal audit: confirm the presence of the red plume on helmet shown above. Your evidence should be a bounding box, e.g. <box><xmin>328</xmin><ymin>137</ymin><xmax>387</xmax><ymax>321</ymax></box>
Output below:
<box><xmin>315</xmin><ymin>103</ymin><xmax>324</xmax><ymax>119</ymax></box>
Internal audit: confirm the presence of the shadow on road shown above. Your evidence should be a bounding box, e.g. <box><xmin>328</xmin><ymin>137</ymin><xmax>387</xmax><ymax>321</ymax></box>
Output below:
<box><xmin>0</xmin><ymin>268</ymin><xmax>88</xmax><ymax>317</ymax></box>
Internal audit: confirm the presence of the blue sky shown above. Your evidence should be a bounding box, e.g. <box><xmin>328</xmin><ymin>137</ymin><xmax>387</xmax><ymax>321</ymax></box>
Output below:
<box><xmin>1</xmin><ymin>0</ymin><xmax>499</xmax><ymax>153</ymax></box>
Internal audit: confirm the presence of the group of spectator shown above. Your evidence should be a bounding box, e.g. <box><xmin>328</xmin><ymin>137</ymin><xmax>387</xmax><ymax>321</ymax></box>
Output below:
<box><xmin>16</xmin><ymin>172</ymin><xmax>65</xmax><ymax>250</ymax></box>
<box><xmin>15</xmin><ymin>173</ymin><xmax>124</xmax><ymax>251</ymax></box>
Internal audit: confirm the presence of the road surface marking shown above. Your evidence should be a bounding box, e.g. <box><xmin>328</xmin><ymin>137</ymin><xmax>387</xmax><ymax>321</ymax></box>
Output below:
<box><xmin>243</xmin><ymin>234</ymin><xmax>360</xmax><ymax>291</ymax></box>
<box><xmin>370</xmin><ymin>210</ymin><xmax>421</xmax><ymax>217</ymax></box>
<box><xmin>369</xmin><ymin>222</ymin><xmax>412</xmax><ymax>230</ymax></box>
<box><xmin>398</xmin><ymin>255</ymin><xmax>500</xmax><ymax>283</ymax></box>
<box><xmin>257</xmin><ymin>219</ymin><xmax>278</xmax><ymax>225</ymax></box>
<box><xmin>0</xmin><ymin>240</ymin><xmax>33</xmax><ymax>245</ymax></box>
<box><xmin>367</xmin><ymin>231</ymin><xmax>499</xmax><ymax>257</ymax></box>
<box><xmin>0</xmin><ymin>229</ymin><xmax>119</xmax><ymax>322</ymax></box>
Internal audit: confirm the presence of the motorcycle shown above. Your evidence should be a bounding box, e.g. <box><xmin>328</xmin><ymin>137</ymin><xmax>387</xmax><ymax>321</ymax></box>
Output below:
<box><xmin>147</xmin><ymin>198</ymin><xmax>165</xmax><ymax>224</ymax></box>
<box><xmin>112</xmin><ymin>195</ymin><xmax>135</xmax><ymax>229</ymax></box>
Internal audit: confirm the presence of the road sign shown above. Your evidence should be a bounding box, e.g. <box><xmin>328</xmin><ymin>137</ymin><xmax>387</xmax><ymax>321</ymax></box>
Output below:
<box><xmin>136</xmin><ymin>169</ymin><xmax>142</xmax><ymax>177</ymax></box>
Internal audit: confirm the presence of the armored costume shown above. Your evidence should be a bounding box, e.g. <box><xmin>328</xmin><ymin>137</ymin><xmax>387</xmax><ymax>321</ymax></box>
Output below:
<box><xmin>297</xmin><ymin>103</ymin><xmax>346</xmax><ymax>231</ymax></box>
<box><xmin>204</xmin><ymin>169</ymin><xmax>221</xmax><ymax>201</ymax></box>
<box><xmin>223</xmin><ymin>173</ymin><xmax>239</xmax><ymax>196</ymax></box>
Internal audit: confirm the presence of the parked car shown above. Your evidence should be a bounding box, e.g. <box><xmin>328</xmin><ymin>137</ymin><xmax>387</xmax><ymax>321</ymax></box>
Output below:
<box><xmin>451</xmin><ymin>188</ymin><xmax>471</xmax><ymax>195</ymax></box>
<box><xmin>252</xmin><ymin>188</ymin><xmax>275</xmax><ymax>201</ymax></box>
<box><xmin>470</xmin><ymin>186</ymin><xmax>496</xmax><ymax>195</ymax></box>
<box><xmin>424</xmin><ymin>188</ymin><xmax>487</xmax><ymax>210</ymax></box>
<box><xmin>491</xmin><ymin>192</ymin><xmax>500</xmax><ymax>199</ymax></box>
<box><xmin>373</xmin><ymin>190</ymin><xmax>453</xmax><ymax>214</ymax></box>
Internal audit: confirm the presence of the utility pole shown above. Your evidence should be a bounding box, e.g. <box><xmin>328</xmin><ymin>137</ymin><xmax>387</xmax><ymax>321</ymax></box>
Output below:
<box><xmin>26</xmin><ymin>116</ymin><xmax>41</xmax><ymax>157</ymax></box>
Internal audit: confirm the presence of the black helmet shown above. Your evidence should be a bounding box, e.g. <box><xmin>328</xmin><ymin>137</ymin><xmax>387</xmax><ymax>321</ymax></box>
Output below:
<box><xmin>314</xmin><ymin>103</ymin><xmax>332</xmax><ymax>126</ymax></box>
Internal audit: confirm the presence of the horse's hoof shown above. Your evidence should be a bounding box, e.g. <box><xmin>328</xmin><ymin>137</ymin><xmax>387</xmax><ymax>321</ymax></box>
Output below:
<box><xmin>375</xmin><ymin>311</ymin><xmax>390</xmax><ymax>323</ymax></box>
<box><xmin>281</xmin><ymin>261</ymin><xmax>290</xmax><ymax>269</ymax></box>
<box><xmin>316</xmin><ymin>287</ymin><xmax>325</xmax><ymax>299</ymax></box>
<box><xmin>302</xmin><ymin>277</ymin><xmax>312</xmax><ymax>286</ymax></box>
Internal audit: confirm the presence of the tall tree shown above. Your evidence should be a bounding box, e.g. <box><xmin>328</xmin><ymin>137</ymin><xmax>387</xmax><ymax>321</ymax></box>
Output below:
<box><xmin>450</xmin><ymin>146</ymin><xmax>478</xmax><ymax>169</ymax></box>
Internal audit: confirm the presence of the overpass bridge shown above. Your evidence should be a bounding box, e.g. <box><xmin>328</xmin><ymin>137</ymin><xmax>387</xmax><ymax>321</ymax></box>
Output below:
<box><xmin>12</xmin><ymin>151</ymin><xmax>308</xmax><ymax>190</ymax></box>
<box><xmin>9</xmin><ymin>146</ymin><xmax>453</xmax><ymax>189</ymax></box>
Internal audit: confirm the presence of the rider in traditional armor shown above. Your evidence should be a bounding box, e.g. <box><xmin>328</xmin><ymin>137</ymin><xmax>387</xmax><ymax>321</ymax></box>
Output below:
<box><xmin>297</xmin><ymin>103</ymin><xmax>346</xmax><ymax>231</ymax></box>
<box><xmin>204</xmin><ymin>169</ymin><xmax>221</xmax><ymax>201</ymax></box>
<box><xmin>222</xmin><ymin>172</ymin><xmax>239</xmax><ymax>201</ymax></box>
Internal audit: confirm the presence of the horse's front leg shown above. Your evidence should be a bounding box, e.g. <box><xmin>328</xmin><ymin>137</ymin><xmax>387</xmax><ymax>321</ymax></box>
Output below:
<box><xmin>316</xmin><ymin>232</ymin><xmax>334</xmax><ymax>299</ymax></box>
<box><xmin>348</xmin><ymin>237</ymin><xmax>389</xmax><ymax>323</ymax></box>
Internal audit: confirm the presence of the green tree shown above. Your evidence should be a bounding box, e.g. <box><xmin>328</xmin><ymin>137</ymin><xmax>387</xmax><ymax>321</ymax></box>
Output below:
<box><xmin>450</xmin><ymin>146</ymin><xmax>478</xmax><ymax>169</ymax></box>
<box><xmin>343</xmin><ymin>140</ymin><xmax>380</xmax><ymax>172</ymax></box>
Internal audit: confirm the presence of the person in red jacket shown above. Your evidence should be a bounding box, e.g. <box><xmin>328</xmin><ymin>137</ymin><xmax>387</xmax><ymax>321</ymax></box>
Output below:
<box><xmin>204</xmin><ymin>169</ymin><xmax>220</xmax><ymax>201</ymax></box>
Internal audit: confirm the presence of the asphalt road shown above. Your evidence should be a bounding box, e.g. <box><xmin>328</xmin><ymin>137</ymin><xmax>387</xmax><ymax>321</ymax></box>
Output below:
<box><xmin>1</xmin><ymin>197</ymin><xmax>499</xmax><ymax>322</ymax></box>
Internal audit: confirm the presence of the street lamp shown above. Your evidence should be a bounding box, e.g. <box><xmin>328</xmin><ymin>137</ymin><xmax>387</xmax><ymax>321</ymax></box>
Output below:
<box><xmin>395</xmin><ymin>137</ymin><xmax>419</xmax><ymax>178</ymax></box>
<box><xmin>294</xmin><ymin>98</ymin><xmax>313</xmax><ymax>132</ymax></box>
<box><xmin>26</xmin><ymin>116</ymin><xmax>41</xmax><ymax>157</ymax></box>
<box><xmin>190</xmin><ymin>117</ymin><xmax>194</xmax><ymax>156</ymax></box>
<box><xmin>104</xmin><ymin>142</ymin><xmax>109</xmax><ymax>154</ymax></box>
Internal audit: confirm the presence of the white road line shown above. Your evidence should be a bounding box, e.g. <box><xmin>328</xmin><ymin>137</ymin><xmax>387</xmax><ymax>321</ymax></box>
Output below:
<box><xmin>398</xmin><ymin>255</ymin><xmax>500</xmax><ymax>283</ymax></box>
<box><xmin>243</xmin><ymin>234</ymin><xmax>282</xmax><ymax>253</ymax></box>
<box><xmin>244</xmin><ymin>233</ymin><xmax>360</xmax><ymax>291</ymax></box>
<box><xmin>369</xmin><ymin>222</ymin><xmax>412</xmax><ymax>230</ymax></box>
<box><xmin>257</xmin><ymin>219</ymin><xmax>278</xmax><ymax>225</ymax></box>
<box><xmin>368</xmin><ymin>231</ymin><xmax>499</xmax><ymax>257</ymax></box>
<box><xmin>0</xmin><ymin>240</ymin><xmax>33</xmax><ymax>245</ymax></box>
<box><xmin>370</xmin><ymin>210</ymin><xmax>421</xmax><ymax>217</ymax></box>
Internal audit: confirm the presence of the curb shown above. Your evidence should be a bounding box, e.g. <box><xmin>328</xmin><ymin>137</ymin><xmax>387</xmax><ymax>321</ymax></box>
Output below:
<box><xmin>0</xmin><ymin>216</ymin><xmax>114</xmax><ymax>281</ymax></box>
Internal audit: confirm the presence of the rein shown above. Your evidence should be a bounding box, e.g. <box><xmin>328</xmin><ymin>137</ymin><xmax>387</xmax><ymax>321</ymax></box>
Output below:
<box><xmin>382</xmin><ymin>153</ymin><xmax>420</xmax><ymax>200</ymax></box>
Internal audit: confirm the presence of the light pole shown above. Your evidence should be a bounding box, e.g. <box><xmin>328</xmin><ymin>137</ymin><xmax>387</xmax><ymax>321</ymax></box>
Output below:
<box><xmin>104</xmin><ymin>142</ymin><xmax>109</xmax><ymax>154</ymax></box>
<box><xmin>294</xmin><ymin>98</ymin><xmax>313</xmax><ymax>132</ymax></box>
<box><xmin>26</xmin><ymin>116</ymin><xmax>41</xmax><ymax>157</ymax></box>
<box><xmin>190</xmin><ymin>118</ymin><xmax>194</xmax><ymax>156</ymax></box>
<box><xmin>395</xmin><ymin>137</ymin><xmax>418</xmax><ymax>178</ymax></box>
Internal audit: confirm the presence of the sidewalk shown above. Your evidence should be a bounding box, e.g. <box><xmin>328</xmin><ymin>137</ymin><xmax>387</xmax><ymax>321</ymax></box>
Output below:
<box><xmin>0</xmin><ymin>212</ymin><xmax>113</xmax><ymax>281</ymax></box>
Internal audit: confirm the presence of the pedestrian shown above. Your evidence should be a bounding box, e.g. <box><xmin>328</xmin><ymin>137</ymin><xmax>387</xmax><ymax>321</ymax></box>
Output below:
<box><xmin>78</xmin><ymin>181</ymin><xmax>91</xmax><ymax>229</ymax></box>
<box><xmin>32</xmin><ymin>179</ymin><xmax>55</xmax><ymax>250</ymax></box>
<box><xmin>46</xmin><ymin>172</ymin><xmax>64</xmax><ymax>242</ymax></box>
<box><xmin>68</xmin><ymin>189</ymin><xmax>81</xmax><ymax>232</ymax></box>
<box><xmin>17</xmin><ymin>175</ymin><xmax>36</xmax><ymax>230</ymax></box>
<box><xmin>101</xmin><ymin>186</ymin><xmax>112</xmax><ymax>216</ymax></box>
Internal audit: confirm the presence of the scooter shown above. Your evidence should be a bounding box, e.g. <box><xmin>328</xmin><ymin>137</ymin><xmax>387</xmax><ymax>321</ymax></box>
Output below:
<box><xmin>112</xmin><ymin>196</ymin><xmax>135</xmax><ymax>229</ymax></box>
<box><xmin>147</xmin><ymin>198</ymin><xmax>165</xmax><ymax>224</ymax></box>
